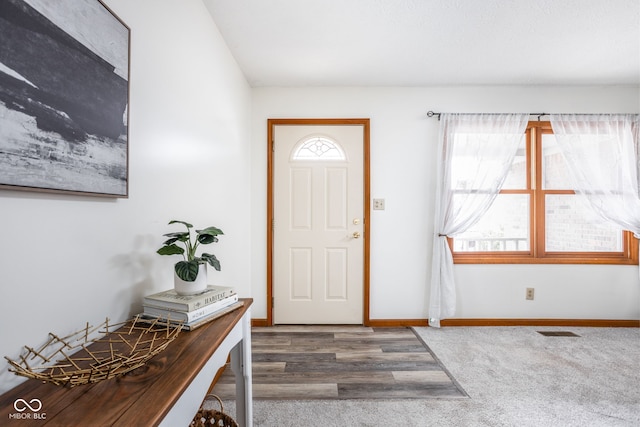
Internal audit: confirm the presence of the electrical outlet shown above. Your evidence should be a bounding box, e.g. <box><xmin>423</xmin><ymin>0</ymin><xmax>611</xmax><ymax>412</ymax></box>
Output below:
<box><xmin>373</xmin><ymin>199</ymin><xmax>385</xmax><ymax>210</ymax></box>
<box><xmin>526</xmin><ymin>287</ymin><xmax>535</xmax><ymax>300</ymax></box>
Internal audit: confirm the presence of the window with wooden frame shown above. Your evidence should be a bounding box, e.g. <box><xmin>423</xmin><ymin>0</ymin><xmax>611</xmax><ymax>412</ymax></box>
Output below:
<box><xmin>452</xmin><ymin>121</ymin><xmax>639</xmax><ymax>265</ymax></box>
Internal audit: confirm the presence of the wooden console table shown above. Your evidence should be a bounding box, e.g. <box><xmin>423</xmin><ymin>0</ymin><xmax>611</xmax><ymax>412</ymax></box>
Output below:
<box><xmin>0</xmin><ymin>299</ymin><xmax>253</xmax><ymax>426</ymax></box>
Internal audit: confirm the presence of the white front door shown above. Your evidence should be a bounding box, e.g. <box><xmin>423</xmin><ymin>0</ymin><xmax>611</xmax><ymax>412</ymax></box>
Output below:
<box><xmin>273</xmin><ymin>124</ymin><xmax>365</xmax><ymax>324</ymax></box>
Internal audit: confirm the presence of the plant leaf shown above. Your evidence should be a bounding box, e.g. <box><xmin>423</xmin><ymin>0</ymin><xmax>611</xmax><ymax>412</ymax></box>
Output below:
<box><xmin>175</xmin><ymin>260</ymin><xmax>200</xmax><ymax>281</ymax></box>
<box><xmin>157</xmin><ymin>244</ymin><xmax>184</xmax><ymax>256</ymax></box>
<box><xmin>162</xmin><ymin>237</ymin><xmax>180</xmax><ymax>246</ymax></box>
<box><xmin>199</xmin><ymin>226</ymin><xmax>224</xmax><ymax>235</ymax></box>
<box><xmin>197</xmin><ymin>226</ymin><xmax>224</xmax><ymax>244</ymax></box>
<box><xmin>197</xmin><ymin>235</ymin><xmax>218</xmax><ymax>244</ymax></box>
<box><xmin>201</xmin><ymin>253</ymin><xmax>221</xmax><ymax>271</ymax></box>
<box><xmin>163</xmin><ymin>231</ymin><xmax>190</xmax><ymax>242</ymax></box>
<box><xmin>168</xmin><ymin>220</ymin><xmax>193</xmax><ymax>229</ymax></box>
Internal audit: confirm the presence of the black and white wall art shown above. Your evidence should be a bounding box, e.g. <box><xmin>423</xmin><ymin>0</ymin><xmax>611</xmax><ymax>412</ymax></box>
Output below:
<box><xmin>0</xmin><ymin>0</ymin><xmax>130</xmax><ymax>197</ymax></box>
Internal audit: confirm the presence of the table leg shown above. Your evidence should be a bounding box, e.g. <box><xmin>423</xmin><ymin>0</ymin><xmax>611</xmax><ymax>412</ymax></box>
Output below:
<box><xmin>230</xmin><ymin>310</ymin><xmax>252</xmax><ymax>427</ymax></box>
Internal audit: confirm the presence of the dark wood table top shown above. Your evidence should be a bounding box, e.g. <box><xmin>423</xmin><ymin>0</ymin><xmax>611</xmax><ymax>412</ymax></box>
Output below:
<box><xmin>0</xmin><ymin>298</ymin><xmax>252</xmax><ymax>426</ymax></box>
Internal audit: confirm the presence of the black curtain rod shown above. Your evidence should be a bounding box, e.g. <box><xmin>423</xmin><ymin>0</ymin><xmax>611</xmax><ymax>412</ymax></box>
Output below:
<box><xmin>427</xmin><ymin>111</ymin><xmax>548</xmax><ymax>121</ymax></box>
<box><xmin>426</xmin><ymin>111</ymin><xmax>637</xmax><ymax>120</ymax></box>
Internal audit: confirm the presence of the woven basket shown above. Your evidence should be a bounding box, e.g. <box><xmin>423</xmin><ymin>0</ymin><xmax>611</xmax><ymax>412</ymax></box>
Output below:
<box><xmin>191</xmin><ymin>394</ymin><xmax>238</xmax><ymax>427</ymax></box>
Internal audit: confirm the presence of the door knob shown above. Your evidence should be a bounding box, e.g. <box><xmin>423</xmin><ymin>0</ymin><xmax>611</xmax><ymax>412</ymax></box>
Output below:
<box><xmin>352</xmin><ymin>231</ymin><xmax>361</xmax><ymax>239</ymax></box>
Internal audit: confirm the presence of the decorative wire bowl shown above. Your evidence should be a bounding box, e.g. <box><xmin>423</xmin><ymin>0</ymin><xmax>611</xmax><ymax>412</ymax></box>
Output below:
<box><xmin>5</xmin><ymin>315</ymin><xmax>182</xmax><ymax>387</ymax></box>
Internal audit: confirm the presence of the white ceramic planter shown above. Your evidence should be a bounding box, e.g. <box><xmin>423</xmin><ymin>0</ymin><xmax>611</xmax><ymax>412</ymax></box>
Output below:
<box><xmin>174</xmin><ymin>264</ymin><xmax>208</xmax><ymax>295</ymax></box>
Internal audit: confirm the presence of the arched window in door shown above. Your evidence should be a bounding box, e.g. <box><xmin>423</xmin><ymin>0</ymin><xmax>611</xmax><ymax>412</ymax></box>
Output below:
<box><xmin>292</xmin><ymin>136</ymin><xmax>346</xmax><ymax>161</ymax></box>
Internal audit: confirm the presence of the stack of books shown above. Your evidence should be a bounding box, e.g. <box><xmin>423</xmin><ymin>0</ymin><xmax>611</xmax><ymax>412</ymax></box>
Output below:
<box><xmin>141</xmin><ymin>285</ymin><xmax>242</xmax><ymax>330</ymax></box>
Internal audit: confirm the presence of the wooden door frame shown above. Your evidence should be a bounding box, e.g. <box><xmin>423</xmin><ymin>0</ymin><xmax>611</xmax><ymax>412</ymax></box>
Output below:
<box><xmin>266</xmin><ymin>118</ymin><xmax>371</xmax><ymax>326</ymax></box>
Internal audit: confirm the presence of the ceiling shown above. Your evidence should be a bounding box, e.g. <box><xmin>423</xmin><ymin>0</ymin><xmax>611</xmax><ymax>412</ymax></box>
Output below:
<box><xmin>204</xmin><ymin>0</ymin><xmax>640</xmax><ymax>87</ymax></box>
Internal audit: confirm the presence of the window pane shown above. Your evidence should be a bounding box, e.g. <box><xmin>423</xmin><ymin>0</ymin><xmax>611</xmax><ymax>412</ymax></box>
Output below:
<box><xmin>542</xmin><ymin>133</ymin><xmax>573</xmax><ymax>189</ymax></box>
<box><xmin>545</xmin><ymin>194</ymin><xmax>623</xmax><ymax>252</ymax></box>
<box><xmin>292</xmin><ymin>137</ymin><xmax>345</xmax><ymax>160</ymax></box>
<box><xmin>454</xmin><ymin>194</ymin><xmax>530</xmax><ymax>252</ymax></box>
<box><xmin>450</xmin><ymin>133</ymin><xmax>526</xmax><ymax>190</ymax></box>
<box><xmin>501</xmin><ymin>138</ymin><xmax>527</xmax><ymax>190</ymax></box>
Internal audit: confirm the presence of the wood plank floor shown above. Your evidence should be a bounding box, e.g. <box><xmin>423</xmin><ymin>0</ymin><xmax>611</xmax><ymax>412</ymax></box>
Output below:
<box><xmin>211</xmin><ymin>326</ymin><xmax>467</xmax><ymax>400</ymax></box>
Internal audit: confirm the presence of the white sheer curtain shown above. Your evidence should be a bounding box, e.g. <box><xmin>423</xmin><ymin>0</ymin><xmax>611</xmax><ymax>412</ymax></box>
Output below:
<box><xmin>429</xmin><ymin>113</ymin><xmax>529</xmax><ymax>327</ymax></box>
<box><xmin>550</xmin><ymin>113</ymin><xmax>640</xmax><ymax>258</ymax></box>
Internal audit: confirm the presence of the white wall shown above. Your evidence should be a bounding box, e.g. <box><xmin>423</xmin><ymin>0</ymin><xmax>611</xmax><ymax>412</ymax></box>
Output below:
<box><xmin>0</xmin><ymin>0</ymin><xmax>252</xmax><ymax>394</ymax></box>
<box><xmin>250</xmin><ymin>85</ymin><xmax>640</xmax><ymax>321</ymax></box>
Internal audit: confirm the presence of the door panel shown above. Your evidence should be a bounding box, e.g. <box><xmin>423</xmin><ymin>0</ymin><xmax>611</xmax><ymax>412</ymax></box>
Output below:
<box><xmin>290</xmin><ymin>248</ymin><xmax>312</xmax><ymax>299</ymax></box>
<box><xmin>273</xmin><ymin>124</ymin><xmax>364</xmax><ymax>324</ymax></box>
<box><xmin>326</xmin><ymin>167</ymin><xmax>348</xmax><ymax>229</ymax></box>
<box><xmin>291</xmin><ymin>168</ymin><xmax>312</xmax><ymax>229</ymax></box>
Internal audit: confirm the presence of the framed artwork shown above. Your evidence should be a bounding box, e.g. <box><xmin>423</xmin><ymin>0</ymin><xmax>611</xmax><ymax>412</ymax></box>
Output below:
<box><xmin>0</xmin><ymin>0</ymin><xmax>130</xmax><ymax>197</ymax></box>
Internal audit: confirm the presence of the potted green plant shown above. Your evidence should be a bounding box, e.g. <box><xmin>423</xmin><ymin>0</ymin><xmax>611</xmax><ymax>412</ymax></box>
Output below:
<box><xmin>157</xmin><ymin>220</ymin><xmax>223</xmax><ymax>295</ymax></box>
